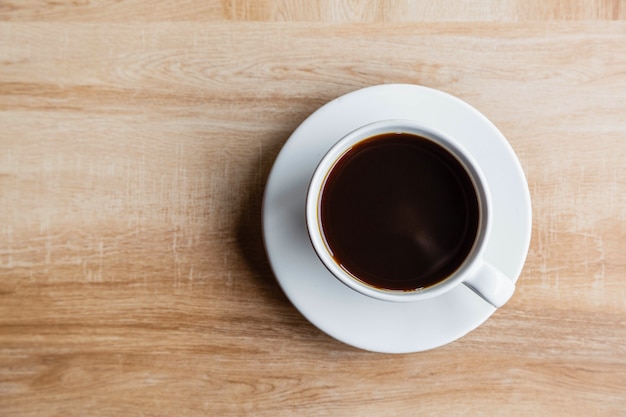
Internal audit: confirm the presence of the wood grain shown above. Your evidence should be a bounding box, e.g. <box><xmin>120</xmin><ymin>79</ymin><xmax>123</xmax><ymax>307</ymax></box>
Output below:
<box><xmin>1</xmin><ymin>3</ymin><xmax>626</xmax><ymax>417</ymax></box>
<box><xmin>1</xmin><ymin>0</ymin><xmax>625</xmax><ymax>21</ymax></box>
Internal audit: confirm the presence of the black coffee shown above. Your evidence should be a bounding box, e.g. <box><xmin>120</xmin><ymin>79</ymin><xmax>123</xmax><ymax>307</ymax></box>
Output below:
<box><xmin>319</xmin><ymin>132</ymin><xmax>479</xmax><ymax>291</ymax></box>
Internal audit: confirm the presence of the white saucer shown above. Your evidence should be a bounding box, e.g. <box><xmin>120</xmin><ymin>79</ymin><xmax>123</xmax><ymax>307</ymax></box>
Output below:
<box><xmin>262</xmin><ymin>84</ymin><xmax>531</xmax><ymax>353</ymax></box>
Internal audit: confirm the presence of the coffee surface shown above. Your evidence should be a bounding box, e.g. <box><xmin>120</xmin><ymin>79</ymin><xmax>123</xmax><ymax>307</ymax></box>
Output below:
<box><xmin>319</xmin><ymin>133</ymin><xmax>479</xmax><ymax>291</ymax></box>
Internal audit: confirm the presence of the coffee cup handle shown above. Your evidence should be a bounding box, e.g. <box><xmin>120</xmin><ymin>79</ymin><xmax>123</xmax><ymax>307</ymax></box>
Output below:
<box><xmin>463</xmin><ymin>262</ymin><xmax>515</xmax><ymax>308</ymax></box>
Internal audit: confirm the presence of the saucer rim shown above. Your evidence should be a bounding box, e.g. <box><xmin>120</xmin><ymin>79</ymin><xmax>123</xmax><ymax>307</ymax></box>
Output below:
<box><xmin>262</xmin><ymin>83</ymin><xmax>532</xmax><ymax>353</ymax></box>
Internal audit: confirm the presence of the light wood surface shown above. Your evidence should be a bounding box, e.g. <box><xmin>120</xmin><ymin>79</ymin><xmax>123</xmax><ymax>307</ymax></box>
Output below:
<box><xmin>1</xmin><ymin>2</ymin><xmax>625</xmax><ymax>416</ymax></box>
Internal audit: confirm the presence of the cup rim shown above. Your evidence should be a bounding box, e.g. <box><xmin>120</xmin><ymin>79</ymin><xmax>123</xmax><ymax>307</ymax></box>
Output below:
<box><xmin>305</xmin><ymin>119</ymin><xmax>492</xmax><ymax>302</ymax></box>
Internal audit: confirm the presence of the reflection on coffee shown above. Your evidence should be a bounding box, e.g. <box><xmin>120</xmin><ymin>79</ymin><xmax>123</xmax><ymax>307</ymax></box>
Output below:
<box><xmin>319</xmin><ymin>133</ymin><xmax>479</xmax><ymax>291</ymax></box>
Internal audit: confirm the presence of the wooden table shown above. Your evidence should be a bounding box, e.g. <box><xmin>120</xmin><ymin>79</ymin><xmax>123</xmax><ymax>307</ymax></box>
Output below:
<box><xmin>1</xmin><ymin>2</ymin><xmax>625</xmax><ymax>416</ymax></box>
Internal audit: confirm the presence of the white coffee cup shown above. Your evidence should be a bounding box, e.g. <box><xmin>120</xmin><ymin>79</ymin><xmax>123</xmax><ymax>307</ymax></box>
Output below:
<box><xmin>305</xmin><ymin>119</ymin><xmax>515</xmax><ymax>308</ymax></box>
